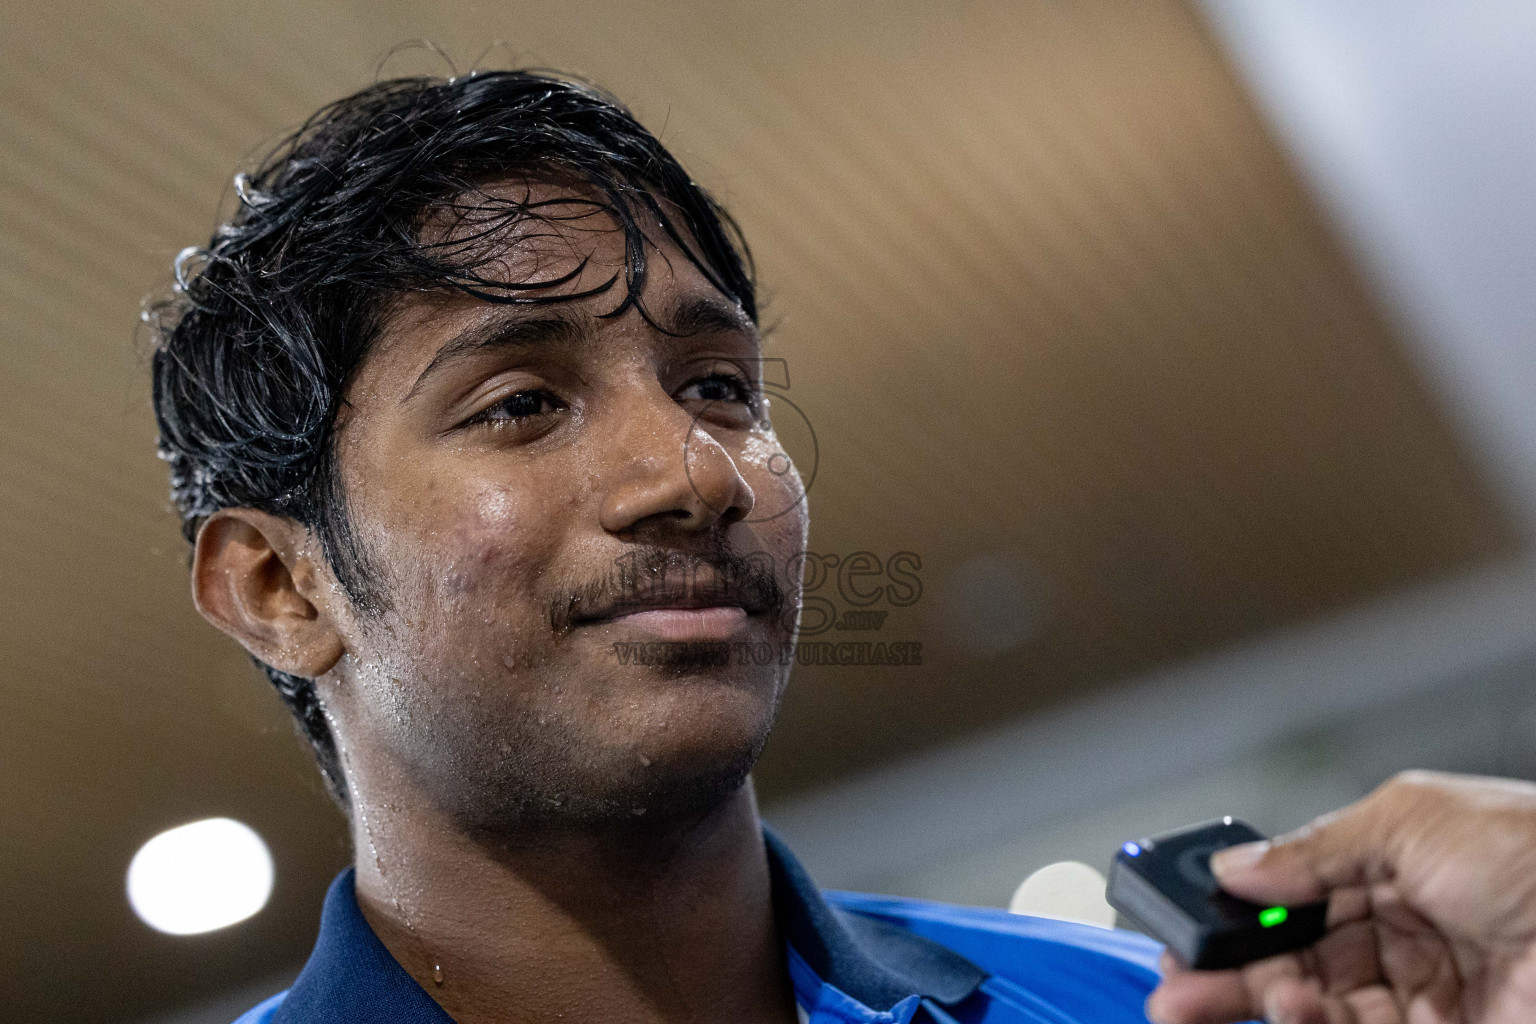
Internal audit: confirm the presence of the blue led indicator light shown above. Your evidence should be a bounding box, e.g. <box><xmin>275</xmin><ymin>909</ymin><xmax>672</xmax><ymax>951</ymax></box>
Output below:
<box><xmin>1123</xmin><ymin>841</ymin><xmax>1142</xmax><ymax>857</ymax></box>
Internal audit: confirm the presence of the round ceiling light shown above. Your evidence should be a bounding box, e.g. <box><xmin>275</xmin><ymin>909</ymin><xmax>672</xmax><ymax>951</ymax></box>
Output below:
<box><xmin>126</xmin><ymin>817</ymin><xmax>274</xmax><ymax>935</ymax></box>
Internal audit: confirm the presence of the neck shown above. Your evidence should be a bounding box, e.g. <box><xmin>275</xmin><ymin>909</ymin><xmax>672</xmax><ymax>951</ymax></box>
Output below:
<box><xmin>350</xmin><ymin>780</ymin><xmax>796</xmax><ymax>1024</ymax></box>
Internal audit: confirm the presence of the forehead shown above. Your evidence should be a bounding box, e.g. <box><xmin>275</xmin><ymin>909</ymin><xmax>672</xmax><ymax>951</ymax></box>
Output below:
<box><xmin>365</xmin><ymin>179</ymin><xmax>753</xmax><ymax>389</ymax></box>
<box><xmin>415</xmin><ymin>178</ymin><xmax>629</xmax><ymax>290</ymax></box>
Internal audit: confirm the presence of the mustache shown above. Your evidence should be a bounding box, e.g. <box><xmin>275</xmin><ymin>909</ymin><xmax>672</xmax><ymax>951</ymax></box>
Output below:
<box><xmin>547</xmin><ymin>543</ymin><xmax>787</xmax><ymax>635</ymax></box>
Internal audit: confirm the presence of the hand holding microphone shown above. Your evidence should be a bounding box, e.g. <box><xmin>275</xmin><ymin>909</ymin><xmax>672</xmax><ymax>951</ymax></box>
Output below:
<box><xmin>1144</xmin><ymin>771</ymin><xmax>1536</xmax><ymax>1024</ymax></box>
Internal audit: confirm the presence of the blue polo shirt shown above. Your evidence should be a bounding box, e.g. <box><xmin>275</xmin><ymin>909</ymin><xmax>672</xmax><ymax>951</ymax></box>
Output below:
<box><xmin>232</xmin><ymin>829</ymin><xmax>1161</xmax><ymax>1024</ymax></box>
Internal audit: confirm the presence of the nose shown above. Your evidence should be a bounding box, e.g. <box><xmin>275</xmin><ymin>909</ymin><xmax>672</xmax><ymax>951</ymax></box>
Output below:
<box><xmin>597</xmin><ymin>386</ymin><xmax>756</xmax><ymax>536</ymax></box>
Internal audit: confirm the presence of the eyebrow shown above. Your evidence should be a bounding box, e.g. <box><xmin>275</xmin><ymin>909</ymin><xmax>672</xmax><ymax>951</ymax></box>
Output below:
<box><xmin>403</xmin><ymin>293</ymin><xmax>756</xmax><ymax>402</ymax></box>
<box><xmin>405</xmin><ymin>311</ymin><xmax>583</xmax><ymax>401</ymax></box>
<box><xmin>663</xmin><ymin>294</ymin><xmax>757</xmax><ymax>339</ymax></box>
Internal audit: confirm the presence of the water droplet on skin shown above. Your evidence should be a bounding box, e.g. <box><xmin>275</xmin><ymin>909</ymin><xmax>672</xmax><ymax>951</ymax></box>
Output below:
<box><xmin>740</xmin><ymin>423</ymin><xmax>786</xmax><ymax>470</ymax></box>
<box><xmin>433</xmin><ymin>964</ymin><xmax>444</xmax><ymax>985</ymax></box>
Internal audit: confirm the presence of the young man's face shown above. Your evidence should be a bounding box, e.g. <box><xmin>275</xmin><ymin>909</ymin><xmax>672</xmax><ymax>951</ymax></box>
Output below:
<box><xmin>314</xmin><ymin>183</ymin><xmax>808</xmax><ymax>831</ymax></box>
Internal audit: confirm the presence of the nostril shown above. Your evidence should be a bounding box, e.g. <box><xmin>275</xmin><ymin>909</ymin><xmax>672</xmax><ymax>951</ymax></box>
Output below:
<box><xmin>719</xmin><ymin>502</ymin><xmax>749</xmax><ymax>528</ymax></box>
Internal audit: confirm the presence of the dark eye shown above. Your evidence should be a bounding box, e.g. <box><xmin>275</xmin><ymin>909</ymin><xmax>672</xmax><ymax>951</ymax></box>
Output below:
<box><xmin>677</xmin><ymin>373</ymin><xmax>759</xmax><ymax>410</ymax></box>
<box><xmin>466</xmin><ymin>388</ymin><xmax>564</xmax><ymax>427</ymax></box>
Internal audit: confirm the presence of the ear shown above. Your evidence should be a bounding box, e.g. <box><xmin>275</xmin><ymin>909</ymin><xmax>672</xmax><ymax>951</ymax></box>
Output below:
<box><xmin>191</xmin><ymin>508</ymin><xmax>347</xmax><ymax>678</ymax></box>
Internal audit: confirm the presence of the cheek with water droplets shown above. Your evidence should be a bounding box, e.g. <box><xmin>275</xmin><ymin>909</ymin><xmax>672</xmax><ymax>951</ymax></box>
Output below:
<box><xmin>429</xmin><ymin>485</ymin><xmax>553</xmax><ymax>599</ymax></box>
<box><xmin>738</xmin><ymin>422</ymin><xmax>783</xmax><ymax>471</ymax></box>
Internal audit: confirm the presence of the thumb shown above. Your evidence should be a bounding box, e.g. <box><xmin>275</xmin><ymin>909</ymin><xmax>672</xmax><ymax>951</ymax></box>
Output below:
<box><xmin>1210</xmin><ymin>803</ymin><xmax>1383</xmax><ymax>906</ymax></box>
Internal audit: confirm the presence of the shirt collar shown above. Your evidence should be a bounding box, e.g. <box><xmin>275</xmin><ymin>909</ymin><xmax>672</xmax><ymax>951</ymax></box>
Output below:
<box><xmin>271</xmin><ymin>865</ymin><xmax>453</xmax><ymax>1024</ymax></box>
<box><xmin>272</xmin><ymin>828</ymin><xmax>985</xmax><ymax>1024</ymax></box>
<box><xmin>763</xmin><ymin>826</ymin><xmax>984</xmax><ymax>1012</ymax></box>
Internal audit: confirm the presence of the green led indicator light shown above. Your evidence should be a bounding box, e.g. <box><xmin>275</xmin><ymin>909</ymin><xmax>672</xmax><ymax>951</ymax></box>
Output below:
<box><xmin>1258</xmin><ymin>906</ymin><xmax>1288</xmax><ymax>928</ymax></box>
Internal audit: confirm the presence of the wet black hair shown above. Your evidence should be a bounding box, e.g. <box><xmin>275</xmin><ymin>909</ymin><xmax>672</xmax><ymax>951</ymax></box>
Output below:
<box><xmin>145</xmin><ymin>70</ymin><xmax>756</xmax><ymax>809</ymax></box>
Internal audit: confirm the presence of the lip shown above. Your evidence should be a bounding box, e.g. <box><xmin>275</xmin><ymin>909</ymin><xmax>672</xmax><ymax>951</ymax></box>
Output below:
<box><xmin>598</xmin><ymin>606</ymin><xmax>749</xmax><ymax>642</ymax></box>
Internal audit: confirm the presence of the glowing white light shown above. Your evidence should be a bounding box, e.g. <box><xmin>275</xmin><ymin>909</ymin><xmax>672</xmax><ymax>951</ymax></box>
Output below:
<box><xmin>127</xmin><ymin>818</ymin><xmax>274</xmax><ymax>935</ymax></box>
<box><xmin>1009</xmin><ymin>861</ymin><xmax>1115</xmax><ymax>928</ymax></box>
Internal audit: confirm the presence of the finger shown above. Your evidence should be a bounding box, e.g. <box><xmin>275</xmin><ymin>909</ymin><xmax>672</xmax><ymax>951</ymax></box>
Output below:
<box><xmin>1337</xmin><ymin>984</ymin><xmax>1403</xmax><ymax>1024</ymax></box>
<box><xmin>1267</xmin><ymin>979</ymin><xmax>1407</xmax><ymax>1024</ymax></box>
<box><xmin>1310</xmin><ymin>920</ymin><xmax>1382</xmax><ymax>994</ymax></box>
<box><xmin>1237</xmin><ymin>949</ymin><xmax>1309</xmax><ymax>1004</ymax></box>
<box><xmin>1147</xmin><ymin>966</ymin><xmax>1255</xmax><ymax>1024</ymax></box>
<box><xmin>1325</xmin><ymin>885</ymin><xmax>1371</xmax><ymax>928</ymax></box>
<box><xmin>1210</xmin><ymin>795</ymin><xmax>1400</xmax><ymax>906</ymax></box>
<box><xmin>1369</xmin><ymin>895</ymin><xmax>1463</xmax><ymax>1020</ymax></box>
<box><xmin>1261</xmin><ymin>977</ymin><xmax>1333</xmax><ymax>1024</ymax></box>
<box><xmin>1148</xmin><ymin>952</ymin><xmax>1286</xmax><ymax>1024</ymax></box>
<box><xmin>1267</xmin><ymin>979</ymin><xmax>1409</xmax><ymax>1024</ymax></box>
<box><xmin>1157</xmin><ymin>952</ymin><xmax>1316</xmax><ymax>1024</ymax></box>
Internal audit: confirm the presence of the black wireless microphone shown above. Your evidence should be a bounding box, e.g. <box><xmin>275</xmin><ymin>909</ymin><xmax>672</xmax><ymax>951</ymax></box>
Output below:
<box><xmin>1106</xmin><ymin>817</ymin><xmax>1327</xmax><ymax>970</ymax></box>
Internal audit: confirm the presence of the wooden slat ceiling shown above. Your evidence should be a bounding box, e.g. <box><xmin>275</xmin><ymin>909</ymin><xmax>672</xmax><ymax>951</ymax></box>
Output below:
<box><xmin>0</xmin><ymin>0</ymin><xmax>1518</xmax><ymax>1019</ymax></box>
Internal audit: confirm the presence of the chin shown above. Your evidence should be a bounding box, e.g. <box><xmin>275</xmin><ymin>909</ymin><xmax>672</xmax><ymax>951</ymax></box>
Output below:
<box><xmin>504</xmin><ymin>741</ymin><xmax>763</xmax><ymax>830</ymax></box>
<box><xmin>616</xmin><ymin>684</ymin><xmax>774</xmax><ymax>770</ymax></box>
<box><xmin>582</xmin><ymin>685</ymin><xmax>778</xmax><ymax>821</ymax></box>
<box><xmin>630</xmin><ymin>666</ymin><xmax>778</xmax><ymax>737</ymax></box>
<box><xmin>427</xmin><ymin>684</ymin><xmax>779</xmax><ymax>833</ymax></box>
